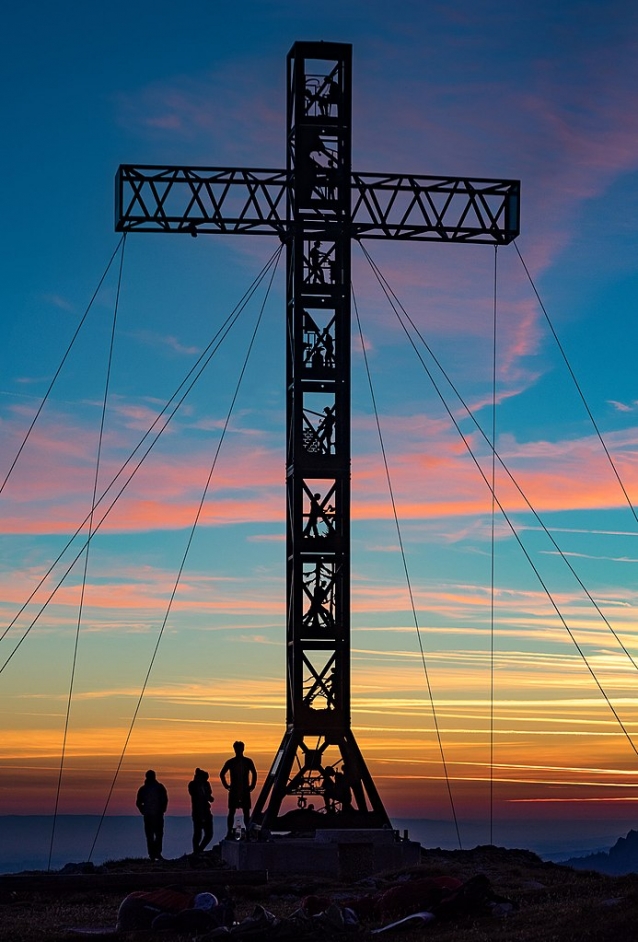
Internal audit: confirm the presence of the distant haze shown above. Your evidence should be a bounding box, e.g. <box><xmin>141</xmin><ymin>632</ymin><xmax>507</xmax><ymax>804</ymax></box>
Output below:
<box><xmin>0</xmin><ymin>815</ymin><xmax>630</xmax><ymax>874</ymax></box>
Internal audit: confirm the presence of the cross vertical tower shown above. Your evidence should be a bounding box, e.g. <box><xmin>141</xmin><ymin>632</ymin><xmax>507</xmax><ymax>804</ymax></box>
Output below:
<box><xmin>251</xmin><ymin>43</ymin><xmax>389</xmax><ymax>829</ymax></box>
<box><xmin>115</xmin><ymin>40</ymin><xmax>520</xmax><ymax>833</ymax></box>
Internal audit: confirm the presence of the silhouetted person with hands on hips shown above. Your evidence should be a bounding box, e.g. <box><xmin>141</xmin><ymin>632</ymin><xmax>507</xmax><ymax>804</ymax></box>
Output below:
<box><xmin>219</xmin><ymin>741</ymin><xmax>257</xmax><ymax>839</ymax></box>
<box><xmin>188</xmin><ymin>767</ymin><xmax>214</xmax><ymax>854</ymax></box>
<box><xmin>136</xmin><ymin>769</ymin><xmax>168</xmax><ymax>861</ymax></box>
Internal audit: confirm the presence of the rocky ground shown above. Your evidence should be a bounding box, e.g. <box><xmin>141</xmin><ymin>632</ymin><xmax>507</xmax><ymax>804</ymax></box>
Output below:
<box><xmin>1</xmin><ymin>843</ymin><xmax>637</xmax><ymax>942</ymax></box>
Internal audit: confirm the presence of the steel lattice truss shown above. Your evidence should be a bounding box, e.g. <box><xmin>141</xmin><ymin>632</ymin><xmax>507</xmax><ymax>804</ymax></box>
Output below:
<box><xmin>116</xmin><ymin>165</ymin><xmax>519</xmax><ymax>243</ymax></box>
<box><xmin>115</xmin><ymin>40</ymin><xmax>521</xmax><ymax>834</ymax></box>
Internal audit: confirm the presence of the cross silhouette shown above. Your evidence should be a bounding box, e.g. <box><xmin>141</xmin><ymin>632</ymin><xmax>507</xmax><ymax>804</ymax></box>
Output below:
<box><xmin>116</xmin><ymin>41</ymin><xmax>520</xmax><ymax>833</ymax></box>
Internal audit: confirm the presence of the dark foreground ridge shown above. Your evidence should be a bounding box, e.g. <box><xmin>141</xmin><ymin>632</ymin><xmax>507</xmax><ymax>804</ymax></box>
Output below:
<box><xmin>1</xmin><ymin>843</ymin><xmax>638</xmax><ymax>942</ymax></box>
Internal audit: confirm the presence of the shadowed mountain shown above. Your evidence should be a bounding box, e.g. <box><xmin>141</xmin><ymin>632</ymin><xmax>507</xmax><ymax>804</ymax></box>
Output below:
<box><xmin>562</xmin><ymin>830</ymin><xmax>638</xmax><ymax>876</ymax></box>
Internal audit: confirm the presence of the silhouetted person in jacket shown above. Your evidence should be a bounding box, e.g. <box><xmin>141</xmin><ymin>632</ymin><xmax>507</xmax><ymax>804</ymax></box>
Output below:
<box><xmin>188</xmin><ymin>768</ymin><xmax>214</xmax><ymax>854</ymax></box>
<box><xmin>136</xmin><ymin>769</ymin><xmax>168</xmax><ymax>860</ymax></box>
<box><xmin>219</xmin><ymin>741</ymin><xmax>257</xmax><ymax>839</ymax></box>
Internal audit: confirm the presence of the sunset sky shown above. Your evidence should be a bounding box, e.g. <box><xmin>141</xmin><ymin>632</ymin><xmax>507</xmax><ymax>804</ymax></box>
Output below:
<box><xmin>2</xmin><ymin>0</ymin><xmax>638</xmax><ymax>855</ymax></box>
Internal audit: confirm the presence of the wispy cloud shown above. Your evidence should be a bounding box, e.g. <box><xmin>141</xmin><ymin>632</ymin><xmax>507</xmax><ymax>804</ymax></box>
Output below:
<box><xmin>113</xmin><ymin>59</ymin><xmax>283</xmax><ymax>165</ymax></box>
<box><xmin>128</xmin><ymin>329</ymin><xmax>202</xmax><ymax>357</ymax></box>
<box><xmin>2</xmin><ymin>400</ymin><xmax>637</xmax><ymax>539</ymax></box>
<box><xmin>608</xmin><ymin>400</ymin><xmax>638</xmax><ymax>414</ymax></box>
<box><xmin>40</xmin><ymin>293</ymin><xmax>76</xmax><ymax>313</ymax></box>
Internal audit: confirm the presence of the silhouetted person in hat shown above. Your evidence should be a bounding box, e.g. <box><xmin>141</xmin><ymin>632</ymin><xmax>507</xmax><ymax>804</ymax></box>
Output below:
<box><xmin>188</xmin><ymin>767</ymin><xmax>214</xmax><ymax>854</ymax></box>
<box><xmin>136</xmin><ymin>769</ymin><xmax>168</xmax><ymax>861</ymax></box>
<box><xmin>219</xmin><ymin>741</ymin><xmax>257</xmax><ymax>839</ymax></box>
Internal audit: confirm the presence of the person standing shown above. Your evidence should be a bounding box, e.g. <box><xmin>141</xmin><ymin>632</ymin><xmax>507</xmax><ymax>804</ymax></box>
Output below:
<box><xmin>136</xmin><ymin>769</ymin><xmax>168</xmax><ymax>861</ymax></box>
<box><xmin>219</xmin><ymin>741</ymin><xmax>257</xmax><ymax>839</ymax></box>
<box><xmin>188</xmin><ymin>768</ymin><xmax>214</xmax><ymax>854</ymax></box>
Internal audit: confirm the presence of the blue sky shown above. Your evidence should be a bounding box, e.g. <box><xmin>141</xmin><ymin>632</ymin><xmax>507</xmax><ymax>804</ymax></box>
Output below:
<box><xmin>1</xmin><ymin>0</ymin><xmax>638</xmax><ymax>851</ymax></box>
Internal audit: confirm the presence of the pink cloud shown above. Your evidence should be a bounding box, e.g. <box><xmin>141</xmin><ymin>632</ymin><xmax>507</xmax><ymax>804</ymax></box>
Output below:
<box><xmin>114</xmin><ymin>58</ymin><xmax>282</xmax><ymax>166</ymax></box>
<box><xmin>349</xmin><ymin>37</ymin><xmax>638</xmax><ymax>404</ymax></box>
<box><xmin>0</xmin><ymin>400</ymin><xmax>286</xmax><ymax>535</ymax></box>
<box><xmin>2</xmin><ymin>399</ymin><xmax>637</xmax><ymax>541</ymax></box>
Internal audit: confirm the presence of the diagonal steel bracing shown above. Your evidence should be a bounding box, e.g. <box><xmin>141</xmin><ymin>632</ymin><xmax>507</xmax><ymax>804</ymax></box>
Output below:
<box><xmin>117</xmin><ymin>166</ymin><xmax>518</xmax><ymax>242</ymax></box>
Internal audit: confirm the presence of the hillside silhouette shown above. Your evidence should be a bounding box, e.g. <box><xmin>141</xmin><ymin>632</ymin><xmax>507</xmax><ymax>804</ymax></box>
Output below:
<box><xmin>562</xmin><ymin>829</ymin><xmax>638</xmax><ymax>876</ymax></box>
<box><xmin>2</xmin><ymin>843</ymin><xmax>638</xmax><ymax>941</ymax></box>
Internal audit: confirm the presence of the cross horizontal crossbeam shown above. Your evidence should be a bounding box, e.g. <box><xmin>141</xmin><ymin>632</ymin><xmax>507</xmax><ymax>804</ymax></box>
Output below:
<box><xmin>115</xmin><ymin>164</ymin><xmax>519</xmax><ymax>243</ymax></box>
